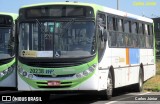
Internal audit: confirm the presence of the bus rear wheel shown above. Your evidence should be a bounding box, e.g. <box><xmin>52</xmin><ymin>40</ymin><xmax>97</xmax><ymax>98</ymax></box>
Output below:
<box><xmin>134</xmin><ymin>69</ymin><xmax>143</xmax><ymax>92</ymax></box>
<box><xmin>100</xmin><ymin>71</ymin><xmax>113</xmax><ymax>100</ymax></box>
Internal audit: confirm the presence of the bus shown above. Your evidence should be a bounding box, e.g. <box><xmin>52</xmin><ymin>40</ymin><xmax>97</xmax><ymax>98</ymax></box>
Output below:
<box><xmin>0</xmin><ymin>12</ymin><xmax>18</xmax><ymax>88</ymax></box>
<box><xmin>17</xmin><ymin>2</ymin><xmax>156</xmax><ymax>99</ymax></box>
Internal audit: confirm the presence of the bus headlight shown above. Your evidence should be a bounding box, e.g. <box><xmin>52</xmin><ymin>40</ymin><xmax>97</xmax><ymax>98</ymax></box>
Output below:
<box><xmin>0</xmin><ymin>66</ymin><xmax>14</xmax><ymax>78</ymax></box>
<box><xmin>0</xmin><ymin>72</ymin><xmax>4</xmax><ymax>78</ymax></box>
<box><xmin>88</xmin><ymin>66</ymin><xmax>94</xmax><ymax>72</ymax></box>
<box><xmin>18</xmin><ymin>66</ymin><xmax>27</xmax><ymax>76</ymax></box>
<box><xmin>28</xmin><ymin>74</ymin><xmax>33</xmax><ymax>79</ymax></box>
<box><xmin>83</xmin><ymin>70</ymin><xmax>89</xmax><ymax>76</ymax></box>
<box><xmin>3</xmin><ymin>70</ymin><xmax>8</xmax><ymax>75</ymax></box>
<box><xmin>22</xmin><ymin>71</ymin><xmax>27</xmax><ymax>76</ymax></box>
<box><xmin>8</xmin><ymin>67</ymin><xmax>13</xmax><ymax>73</ymax></box>
<box><xmin>75</xmin><ymin>64</ymin><xmax>96</xmax><ymax>78</ymax></box>
<box><xmin>76</xmin><ymin>73</ymin><xmax>82</xmax><ymax>78</ymax></box>
<box><xmin>18</xmin><ymin>67</ymin><xmax>23</xmax><ymax>74</ymax></box>
<box><xmin>18</xmin><ymin>65</ymin><xmax>34</xmax><ymax>79</ymax></box>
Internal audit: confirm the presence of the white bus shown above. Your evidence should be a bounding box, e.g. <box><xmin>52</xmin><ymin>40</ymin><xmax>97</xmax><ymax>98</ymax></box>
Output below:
<box><xmin>17</xmin><ymin>2</ymin><xmax>156</xmax><ymax>99</ymax></box>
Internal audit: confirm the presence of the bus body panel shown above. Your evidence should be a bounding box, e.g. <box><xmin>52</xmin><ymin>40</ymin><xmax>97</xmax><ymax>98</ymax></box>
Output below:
<box><xmin>99</xmin><ymin>48</ymin><xmax>140</xmax><ymax>88</ymax></box>
<box><xmin>0</xmin><ymin>60</ymin><xmax>16</xmax><ymax>87</ymax></box>
<box><xmin>18</xmin><ymin>68</ymin><xmax>106</xmax><ymax>91</ymax></box>
<box><xmin>0</xmin><ymin>69</ymin><xmax>16</xmax><ymax>87</ymax></box>
<box><xmin>18</xmin><ymin>75</ymin><xmax>33</xmax><ymax>91</ymax></box>
<box><xmin>99</xmin><ymin>47</ymin><xmax>155</xmax><ymax>88</ymax></box>
<box><xmin>139</xmin><ymin>49</ymin><xmax>155</xmax><ymax>81</ymax></box>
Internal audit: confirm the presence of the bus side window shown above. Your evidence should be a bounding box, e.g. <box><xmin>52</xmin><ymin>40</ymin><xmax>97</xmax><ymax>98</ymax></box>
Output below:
<box><xmin>97</xmin><ymin>13</ymin><xmax>106</xmax><ymax>62</ymax></box>
<box><xmin>138</xmin><ymin>23</ymin><xmax>143</xmax><ymax>34</ymax></box>
<box><xmin>144</xmin><ymin>24</ymin><xmax>148</xmax><ymax>35</ymax></box>
<box><xmin>138</xmin><ymin>23</ymin><xmax>145</xmax><ymax>48</ymax></box>
<box><xmin>131</xmin><ymin>22</ymin><xmax>138</xmax><ymax>48</ymax></box>
<box><xmin>124</xmin><ymin>20</ymin><xmax>131</xmax><ymax>47</ymax></box>
<box><xmin>108</xmin><ymin>16</ymin><xmax>117</xmax><ymax>47</ymax></box>
<box><xmin>142</xmin><ymin>23</ymin><xmax>146</xmax><ymax>48</ymax></box>
<box><xmin>147</xmin><ymin>25</ymin><xmax>153</xmax><ymax>48</ymax></box>
<box><xmin>107</xmin><ymin>16</ymin><xmax>113</xmax><ymax>31</ymax></box>
<box><xmin>132</xmin><ymin>22</ymin><xmax>138</xmax><ymax>34</ymax></box>
<box><xmin>151</xmin><ymin>25</ymin><xmax>154</xmax><ymax>48</ymax></box>
<box><xmin>124</xmin><ymin>20</ymin><xmax>130</xmax><ymax>33</ymax></box>
<box><xmin>107</xmin><ymin>16</ymin><xmax>117</xmax><ymax>31</ymax></box>
<box><xmin>145</xmin><ymin>24</ymin><xmax>149</xmax><ymax>48</ymax></box>
<box><xmin>112</xmin><ymin>17</ymin><xmax>117</xmax><ymax>31</ymax></box>
<box><xmin>117</xmin><ymin>18</ymin><xmax>125</xmax><ymax>47</ymax></box>
<box><xmin>118</xmin><ymin>19</ymin><xmax>123</xmax><ymax>32</ymax></box>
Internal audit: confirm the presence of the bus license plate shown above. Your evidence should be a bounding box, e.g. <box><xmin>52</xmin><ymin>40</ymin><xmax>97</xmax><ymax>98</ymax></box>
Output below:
<box><xmin>48</xmin><ymin>81</ymin><xmax>60</xmax><ymax>86</ymax></box>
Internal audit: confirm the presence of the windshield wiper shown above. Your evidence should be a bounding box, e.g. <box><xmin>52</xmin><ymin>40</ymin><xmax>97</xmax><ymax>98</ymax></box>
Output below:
<box><xmin>35</xmin><ymin>19</ymin><xmax>53</xmax><ymax>38</ymax></box>
<box><xmin>63</xmin><ymin>18</ymin><xmax>75</xmax><ymax>29</ymax></box>
<box><xmin>35</xmin><ymin>19</ymin><xmax>45</xmax><ymax>34</ymax></box>
<box><xmin>36</xmin><ymin>19</ymin><xmax>52</xmax><ymax>39</ymax></box>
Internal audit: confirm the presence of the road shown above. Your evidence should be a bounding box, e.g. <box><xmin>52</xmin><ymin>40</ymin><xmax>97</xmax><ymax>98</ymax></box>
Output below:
<box><xmin>0</xmin><ymin>87</ymin><xmax>159</xmax><ymax>104</ymax></box>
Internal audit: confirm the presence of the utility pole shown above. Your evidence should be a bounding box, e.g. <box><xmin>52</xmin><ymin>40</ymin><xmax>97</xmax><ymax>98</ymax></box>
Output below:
<box><xmin>117</xmin><ymin>0</ymin><xmax>119</xmax><ymax>10</ymax></box>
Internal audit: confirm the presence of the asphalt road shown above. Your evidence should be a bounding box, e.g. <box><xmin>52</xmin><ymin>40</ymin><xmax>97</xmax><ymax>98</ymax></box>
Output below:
<box><xmin>0</xmin><ymin>87</ymin><xmax>159</xmax><ymax>104</ymax></box>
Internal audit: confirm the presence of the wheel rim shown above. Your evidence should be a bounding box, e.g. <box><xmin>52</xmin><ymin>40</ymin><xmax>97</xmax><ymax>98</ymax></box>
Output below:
<box><xmin>139</xmin><ymin>71</ymin><xmax>143</xmax><ymax>89</ymax></box>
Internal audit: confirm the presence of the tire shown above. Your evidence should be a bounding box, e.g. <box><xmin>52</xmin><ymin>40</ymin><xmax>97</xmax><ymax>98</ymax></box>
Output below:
<box><xmin>134</xmin><ymin>69</ymin><xmax>143</xmax><ymax>92</ymax></box>
<box><xmin>100</xmin><ymin>71</ymin><xmax>113</xmax><ymax>100</ymax></box>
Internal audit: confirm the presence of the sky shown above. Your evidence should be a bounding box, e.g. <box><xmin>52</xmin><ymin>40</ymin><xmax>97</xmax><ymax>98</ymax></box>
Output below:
<box><xmin>0</xmin><ymin>0</ymin><xmax>160</xmax><ymax>18</ymax></box>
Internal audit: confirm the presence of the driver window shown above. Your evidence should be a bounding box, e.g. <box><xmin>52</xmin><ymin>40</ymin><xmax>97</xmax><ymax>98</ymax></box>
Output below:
<box><xmin>97</xmin><ymin>13</ymin><xmax>106</xmax><ymax>62</ymax></box>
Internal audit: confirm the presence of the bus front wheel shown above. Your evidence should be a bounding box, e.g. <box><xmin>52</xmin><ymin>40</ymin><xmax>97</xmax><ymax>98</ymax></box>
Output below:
<box><xmin>100</xmin><ymin>71</ymin><xmax>113</xmax><ymax>100</ymax></box>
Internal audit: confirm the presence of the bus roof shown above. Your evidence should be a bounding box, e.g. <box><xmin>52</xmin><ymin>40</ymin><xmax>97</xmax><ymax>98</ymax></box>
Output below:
<box><xmin>0</xmin><ymin>12</ymin><xmax>18</xmax><ymax>20</ymax></box>
<box><xmin>20</xmin><ymin>2</ymin><xmax>153</xmax><ymax>23</ymax></box>
<box><xmin>21</xmin><ymin>2</ymin><xmax>96</xmax><ymax>8</ymax></box>
<box><xmin>101</xmin><ymin>6</ymin><xmax>153</xmax><ymax>23</ymax></box>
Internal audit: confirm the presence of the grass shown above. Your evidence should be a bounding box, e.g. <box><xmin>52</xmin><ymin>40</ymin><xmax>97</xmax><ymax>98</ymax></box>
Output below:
<box><xmin>143</xmin><ymin>60</ymin><xmax>160</xmax><ymax>92</ymax></box>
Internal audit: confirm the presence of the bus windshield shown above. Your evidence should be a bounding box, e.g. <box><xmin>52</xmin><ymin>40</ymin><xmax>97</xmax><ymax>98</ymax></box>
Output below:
<box><xmin>19</xmin><ymin>20</ymin><xmax>96</xmax><ymax>58</ymax></box>
<box><xmin>0</xmin><ymin>27</ymin><xmax>14</xmax><ymax>60</ymax></box>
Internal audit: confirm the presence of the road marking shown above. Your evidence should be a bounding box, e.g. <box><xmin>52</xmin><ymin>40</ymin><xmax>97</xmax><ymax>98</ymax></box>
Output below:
<box><xmin>106</xmin><ymin>92</ymin><xmax>151</xmax><ymax>104</ymax></box>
